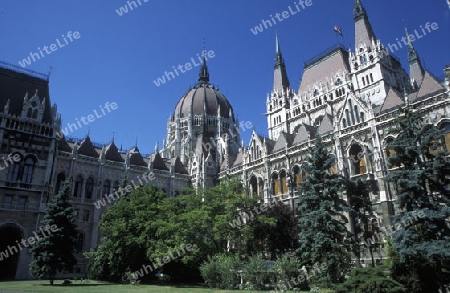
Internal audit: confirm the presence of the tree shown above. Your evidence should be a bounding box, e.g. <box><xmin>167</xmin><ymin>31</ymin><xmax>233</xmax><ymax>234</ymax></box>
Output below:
<box><xmin>85</xmin><ymin>185</ymin><xmax>164</xmax><ymax>283</ymax></box>
<box><xmin>296</xmin><ymin>136</ymin><xmax>353</xmax><ymax>285</ymax></box>
<box><xmin>29</xmin><ymin>180</ymin><xmax>77</xmax><ymax>285</ymax></box>
<box><xmin>385</xmin><ymin>106</ymin><xmax>450</xmax><ymax>291</ymax></box>
<box><xmin>347</xmin><ymin>178</ymin><xmax>382</xmax><ymax>267</ymax></box>
<box><xmin>249</xmin><ymin>201</ymin><xmax>298</xmax><ymax>258</ymax></box>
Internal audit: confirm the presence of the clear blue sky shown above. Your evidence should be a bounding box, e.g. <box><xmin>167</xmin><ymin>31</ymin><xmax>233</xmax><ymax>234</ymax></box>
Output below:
<box><xmin>1</xmin><ymin>0</ymin><xmax>449</xmax><ymax>155</ymax></box>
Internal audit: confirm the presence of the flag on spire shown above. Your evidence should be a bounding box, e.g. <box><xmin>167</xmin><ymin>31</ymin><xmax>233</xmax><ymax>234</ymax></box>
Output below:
<box><xmin>334</xmin><ymin>25</ymin><xmax>343</xmax><ymax>36</ymax></box>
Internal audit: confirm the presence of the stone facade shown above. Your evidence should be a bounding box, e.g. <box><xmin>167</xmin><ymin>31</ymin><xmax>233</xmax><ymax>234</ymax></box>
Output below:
<box><xmin>218</xmin><ymin>0</ymin><xmax>450</xmax><ymax>266</ymax></box>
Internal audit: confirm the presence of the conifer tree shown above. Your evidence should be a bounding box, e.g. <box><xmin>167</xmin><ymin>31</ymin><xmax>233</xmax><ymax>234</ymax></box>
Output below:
<box><xmin>385</xmin><ymin>106</ymin><xmax>450</xmax><ymax>291</ymax></box>
<box><xmin>29</xmin><ymin>180</ymin><xmax>77</xmax><ymax>285</ymax></box>
<box><xmin>296</xmin><ymin>136</ymin><xmax>353</xmax><ymax>285</ymax></box>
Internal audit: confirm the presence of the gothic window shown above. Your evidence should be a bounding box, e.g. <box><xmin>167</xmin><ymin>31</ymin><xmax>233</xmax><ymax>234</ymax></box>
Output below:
<box><xmin>335</xmin><ymin>78</ymin><xmax>342</xmax><ymax>86</ymax></box>
<box><xmin>370</xmin><ymin>73</ymin><xmax>374</xmax><ymax>83</ymax></box>
<box><xmin>293</xmin><ymin>165</ymin><xmax>302</xmax><ymax>188</ymax></box>
<box><xmin>249</xmin><ymin>176</ymin><xmax>258</xmax><ymax>196</ymax></box>
<box><xmin>349</xmin><ymin>144</ymin><xmax>366</xmax><ymax>175</ymax></box>
<box><xmin>314</xmin><ymin>89</ymin><xmax>319</xmax><ymax>97</ymax></box>
<box><xmin>113</xmin><ymin>181</ymin><xmax>119</xmax><ymax>192</ymax></box>
<box><xmin>360</xmin><ymin>54</ymin><xmax>367</xmax><ymax>64</ymax></box>
<box><xmin>21</xmin><ymin>157</ymin><xmax>35</xmax><ymax>184</ymax></box>
<box><xmin>272</xmin><ymin>173</ymin><xmax>280</xmax><ymax>196</ymax></box>
<box><xmin>343</xmin><ymin>118</ymin><xmax>347</xmax><ymax>128</ymax></box>
<box><xmin>360</xmin><ymin>112</ymin><xmax>365</xmax><ymax>123</ymax></box>
<box><xmin>346</xmin><ymin>109</ymin><xmax>352</xmax><ymax>127</ymax></box>
<box><xmin>354</xmin><ymin>105</ymin><xmax>360</xmax><ymax>123</ymax></box>
<box><xmin>3</xmin><ymin>195</ymin><xmax>13</xmax><ymax>209</ymax></box>
<box><xmin>102</xmin><ymin>180</ymin><xmax>111</xmax><ymax>197</ymax></box>
<box><xmin>82</xmin><ymin>210</ymin><xmax>90</xmax><ymax>221</ymax></box>
<box><xmin>7</xmin><ymin>155</ymin><xmax>22</xmax><ymax>182</ymax></box>
<box><xmin>354</xmin><ymin>63</ymin><xmax>359</xmax><ymax>70</ymax></box>
<box><xmin>32</xmin><ymin>109</ymin><xmax>38</xmax><ymax>118</ymax></box>
<box><xmin>329</xmin><ymin>156</ymin><xmax>338</xmax><ymax>175</ymax></box>
<box><xmin>443</xmin><ymin>123</ymin><xmax>450</xmax><ymax>151</ymax></box>
<box><xmin>349</xmin><ymin>100</ymin><xmax>356</xmax><ymax>125</ymax></box>
<box><xmin>280</xmin><ymin>170</ymin><xmax>288</xmax><ymax>194</ymax></box>
<box><xmin>362</xmin><ymin>77</ymin><xmax>366</xmax><ymax>86</ymax></box>
<box><xmin>74</xmin><ymin>175</ymin><xmax>83</xmax><ymax>198</ymax></box>
<box><xmin>294</xmin><ymin>99</ymin><xmax>298</xmax><ymax>105</ymax></box>
<box><xmin>385</xmin><ymin>137</ymin><xmax>396</xmax><ymax>168</ymax></box>
<box><xmin>85</xmin><ymin>177</ymin><xmax>94</xmax><ymax>199</ymax></box>
<box><xmin>55</xmin><ymin>173</ymin><xmax>65</xmax><ymax>194</ymax></box>
<box><xmin>17</xmin><ymin>196</ymin><xmax>27</xmax><ymax>211</ymax></box>
<box><xmin>76</xmin><ymin>232</ymin><xmax>84</xmax><ymax>252</ymax></box>
<box><xmin>27</xmin><ymin>108</ymin><xmax>32</xmax><ymax>118</ymax></box>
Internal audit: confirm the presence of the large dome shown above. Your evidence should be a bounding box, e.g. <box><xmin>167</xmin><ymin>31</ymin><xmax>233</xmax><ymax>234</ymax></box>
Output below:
<box><xmin>172</xmin><ymin>57</ymin><xmax>234</xmax><ymax>120</ymax></box>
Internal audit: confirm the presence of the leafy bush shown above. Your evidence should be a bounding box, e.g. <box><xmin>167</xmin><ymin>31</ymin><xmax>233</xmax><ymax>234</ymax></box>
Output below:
<box><xmin>241</xmin><ymin>254</ymin><xmax>276</xmax><ymax>290</ymax></box>
<box><xmin>199</xmin><ymin>253</ymin><xmax>241</xmax><ymax>289</ymax></box>
<box><xmin>334</xmin><ymin>265</ymin><xmax>406</xmax><ymax>293</ymax></box>
<box><xmin>276</xmin><ymin>253</ymin><xmax>309</xmax><ymax>291</ymax></box>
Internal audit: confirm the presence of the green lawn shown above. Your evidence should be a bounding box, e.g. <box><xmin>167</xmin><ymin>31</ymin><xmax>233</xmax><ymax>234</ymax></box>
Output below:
<box><xmin>0</xmin><ymin>280</ymin><xmax>321</xmax><ymax>293</ymax></box>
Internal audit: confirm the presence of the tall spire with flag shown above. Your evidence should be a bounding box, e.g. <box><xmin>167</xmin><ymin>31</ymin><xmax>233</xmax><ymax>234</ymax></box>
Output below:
<box><xmin>354</xmin><ymin>0</ymin><xmax>376</xmax><ymax>48</ymax></box>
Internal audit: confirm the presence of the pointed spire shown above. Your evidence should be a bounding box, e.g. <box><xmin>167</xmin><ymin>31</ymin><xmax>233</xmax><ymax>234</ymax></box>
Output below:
<box><xmin>354</xmin><ymin>0</ymin><xmax>376</xmax><ymax>47</ymax></box>
<box><xmin>273</xmin><ymin>33</ymin><xmax>290</xmax><ymax>93</ymax></box>
<box><xmin>353</xmin><ymin>0</ymin><xmax>367</xmax><ymax>20</ymax></box>
<box><xmin>154</xmin><ymin>142</ymin><xmax>159</xmax><ymax>154</ymax></box>
<box><xmin>405</xmin><ymin>26</ymin><xmax>424</xmax><ymax>87</ymax></box>
<box><xmin>198</xmin><ymin>51</ymin><xmax>210</xmax><ymax>84</ymax></box>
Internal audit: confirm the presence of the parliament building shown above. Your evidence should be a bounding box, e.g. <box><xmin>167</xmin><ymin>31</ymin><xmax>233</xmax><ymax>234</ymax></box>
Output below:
<box><xmin>0</xmin><ymin>0</ymin><xmax>449</xmax><ymax>279</ymax></box>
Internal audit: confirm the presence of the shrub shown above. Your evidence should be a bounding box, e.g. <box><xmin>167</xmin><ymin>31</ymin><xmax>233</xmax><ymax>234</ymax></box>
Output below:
<box><xmin>334</xmin><ymin>265</ymin><xmax>406</xmax><ymax>293</ymax></box>
<box><xmin>241</xmin><ymin>254</ymin><xmax>276</xmax><ymax>290</ymax></box>
<box><xmin>199</xmin><ymin>253</ymin><xmax>241</xmax><ymax>289</ymax></box>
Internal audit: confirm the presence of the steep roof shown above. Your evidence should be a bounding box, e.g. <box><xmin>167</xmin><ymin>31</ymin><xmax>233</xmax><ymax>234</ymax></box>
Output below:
<box><xmin>149</xmin><ymin>152</ymin><xmax>169</xmax><ymax>171</ymax></box>
<box><xmin>57</xmin><ymin>136</ymin><xmax>73</xmax><ymax>153</ymax></box>
<box><xmin>0</xmin><ymin>64</ymin><xmax>53</xmax><ymax>124</ymax></box>
<box><xmin>299</xmin><ymin>46</ymin><xmax>350</xmax><ymax>94</ymax></box>
<box><xmin>317</xmin><ymin>114</ymin><xmax>334</xmax><ymax>135</ymax></box>
<box><xmin>78</xmin><ymin>136</ymin><xmax>100</xmax><ymax>158</ymax></box>
<box><xmin>378</xmin><ymin>87</ymin><xmax>404</xmax><ymax>114</ymax></box>
<box><xmin>410</xmin><ymin>71</ymin><xmax>446</xmax><ymax>103</ymax></box>
<box><xmin>170</xmin><ymin>157</ymin><xmax>189</xmax><ymax>175</ymax></box>
<box><xmin>129</xmin><ymin>147</ymin><xmax>147</xmax><ymax>167</ymax></box>
<box><xmin>293</xmin><ymin>124</ymin><xmax>316</xmax><ymax>145</ymax></box>
<box><xmin>273</xmin><ymin>132</ymin><xmax>295</xmax><ymax>152</ymax></box>
<box><xmin>105</xmin><ymin>141</ymin><xmax>124</xmax><ymax>162</ymax></box>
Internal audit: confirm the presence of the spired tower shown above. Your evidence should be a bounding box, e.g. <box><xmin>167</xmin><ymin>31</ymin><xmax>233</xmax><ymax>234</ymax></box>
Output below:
<box><xmin>160</xmin><ymin>54</ymin><xmax>241</xmax><ymax>189</ymax></box>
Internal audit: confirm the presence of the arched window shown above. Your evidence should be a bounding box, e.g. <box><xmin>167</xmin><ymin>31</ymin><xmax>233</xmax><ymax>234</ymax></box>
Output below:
<box><xmin>27</xmin><ymin>108</ymin><xmax>32</xmax><ymax>118</ymax></box>
<box><xmin>76</xmin><ymin>232</ymin><xmax>84</xmax><ymax>252</ymax></box>
<box><xmin>349</xmin><ymin>144</ymin><xmax>366</xmax><ymax>175</ymax></box>
<box><xmin>354</xmin><ymin>105</ymin><xmax>360</xmax><ymax>123</ymax></box>
<box><xmin>442</xmin><ymin>123</ymin><xmax>450</xmax><ymax>151</ymax></box>
<box><xmin>343</xmin><ymin>118</ymin><xmax>347</xmax><ymax>128</ymax></box>
<box><xmin>32</xmin><ymin>109</ymin><xmax>38</xmax><ymax>119</ymax></box>
<box><xmin>280</xmin><ymin>170</ymin><xmax>288</xmax><ymax>194</ymax></box>
<box><xmin>85</xmin><ymin>177</ymin><xmax>94</xmax><ymax>199</ymax></box>
<box><xmin>293</xmin><ymin>166</ymin><xmax>302</xmax><ymax>188</ymax></box>
<box><xmin>360</xmin><ymin>112</ymin><xmax>365</xmax><ymax>123</ymax></box>
<box><xmin>249</xmin><ymin>176</ymin><xmax>258</xmax><ymax>196</ymax></box>
<box><xmin>102</xmin><ymin>180</ymin><xmax>111</xmax><ymax>197</ymax></box>
<box><xmin>74</xmin><ymin>175</ymin><xmax>83</xmax><ymax>198</ymax></box>
<box><xmin>272</xmin><ymin>173</ymin><xmax>280</xmax><ymax>196</ymax></box>
<box><xmin>346</xmin><ymin>109</ymin><xmax>352</xmax><ymax>126</ymax></box>
<box><xmin>22</xmin><ymin>157</ymin><xmax>35</xmax><ymax>184</ymax></box>
<box><xmin>113</xmin><ymin>181</ymin><xmax>119</xmax><ymax>192</ymax></box>
<box><xmin>7</xmin><ymin>154</ymin><xmax>22</xmax><ymax>182</ymax></box>
<box><xmin>55</xmin><ymin>173</ymin><xmax>65</xmax><ymax>194</ymax></box>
